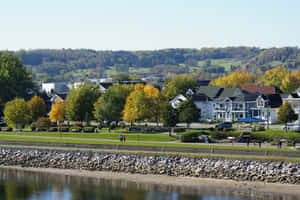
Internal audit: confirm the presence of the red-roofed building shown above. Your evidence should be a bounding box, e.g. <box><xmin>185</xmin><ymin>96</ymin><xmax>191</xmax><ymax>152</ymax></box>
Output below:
<box><xmin>241</xmin><ymin>85</ymin><xmax>280</xmax><ymax>95</ymax></box>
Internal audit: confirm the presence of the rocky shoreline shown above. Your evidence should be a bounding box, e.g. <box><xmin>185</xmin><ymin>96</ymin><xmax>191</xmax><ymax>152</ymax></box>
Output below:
<box><xmin>0</xmin><ymin>147</ymin><xmax>299</xmax><ymax>184</ymax></box>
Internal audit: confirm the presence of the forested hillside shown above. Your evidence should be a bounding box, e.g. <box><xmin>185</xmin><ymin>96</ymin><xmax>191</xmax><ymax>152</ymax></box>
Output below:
<box><xmin>14</xmin><ymin>47</ymin><xmax>300</xmax><ymax>82</ymax></box>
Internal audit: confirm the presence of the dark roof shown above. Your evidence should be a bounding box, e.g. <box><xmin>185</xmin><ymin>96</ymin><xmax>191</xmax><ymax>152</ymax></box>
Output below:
<box><xmin>280</xmin><ymin>93</ymin><xmax>289</xmax><ymax>99</ymax></box>
<box><xmin>261</xmin><ymin>94</ymin><xmax>282</xmax><ymax>108</ymax></box>
<box><xmin>217</xmin><ymin>87</ymin><xmax>244</xmax><ymax>99</ymax></box>
<box><xmin>216</xmin><ymin>93</ymin><xmax>258</xmax><ymax>102</ymax></box>
<box><xmin>232</xmin><ymin>93</ymin><xmax>259</xmax><ymax>102</ymax></box>
<box><xmin>195</xmin><ymin>86</ymin><xmax>222</xmax><ymax>99</ymax></box>
<box><xmin>99</xmin><ymin>83</ymin><xmax>113</xmax><ymax>89</ymax></box>
<box><xmin>241</xmin><ymin>85</ymin><xmax>279</xmax><ymax>95</ymax></box>
<box><xmin>290</xmin><ymin>93</ymin><xmax>300</xmax><ymax>98</ymax></box>
<box><xmin>192</xmin><ymin>93</ymin><xmax>211</xmax><ymax>101</ymax></box>
<box><xmin>197</xmin><ymin>80</ymin><xmax>211</xmax><ymax>86</ymax></box>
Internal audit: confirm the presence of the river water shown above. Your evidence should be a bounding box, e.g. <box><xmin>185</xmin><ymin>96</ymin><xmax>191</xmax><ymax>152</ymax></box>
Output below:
<box><xmin>0</xmin><ymin>168</ymin><xmax>298</xmax><ymax>200</ymax></box>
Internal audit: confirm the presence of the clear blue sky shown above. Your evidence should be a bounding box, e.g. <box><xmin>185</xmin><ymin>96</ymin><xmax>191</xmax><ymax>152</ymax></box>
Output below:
<box><xmin>0</xmin><ymin>0</ymin><xmax>299</xmax><ymax>50</ymax></box>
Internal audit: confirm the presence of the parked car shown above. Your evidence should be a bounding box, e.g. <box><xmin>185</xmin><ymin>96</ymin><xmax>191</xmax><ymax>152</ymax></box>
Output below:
<box><xmin>215</xmin><ymin>122</ymin><xmax>232</xmax><ymax>128</ymax></box>
<box><xmin>282</xmin><ymin>124</ymin><xmax>300</xmax><ymax>131</ymax></box>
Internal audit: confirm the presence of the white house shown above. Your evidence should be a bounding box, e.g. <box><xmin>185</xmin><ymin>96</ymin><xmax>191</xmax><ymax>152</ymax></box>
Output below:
<box><xmin>42</xmin><ymin>82</ymin><xmax>70</xmax><ymax>94</ymax></box>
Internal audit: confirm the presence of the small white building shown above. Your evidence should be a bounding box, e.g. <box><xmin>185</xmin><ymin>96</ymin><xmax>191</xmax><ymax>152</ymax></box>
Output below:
<box><xmin>170</xmin><ymin>94</ymin><xmax>187</xmax><ymax>109</ymax></box>
<box><xmin>42</xmin><ymin>82</ymin><xmax>70</xmax><ymax>94</ymax></box>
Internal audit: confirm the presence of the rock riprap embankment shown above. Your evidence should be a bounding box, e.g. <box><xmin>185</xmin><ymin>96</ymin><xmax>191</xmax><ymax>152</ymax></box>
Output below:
<box><xmin>0</xmin><ymin>147</ymin><xmax>299</xmax><ymax>184</ymax></box>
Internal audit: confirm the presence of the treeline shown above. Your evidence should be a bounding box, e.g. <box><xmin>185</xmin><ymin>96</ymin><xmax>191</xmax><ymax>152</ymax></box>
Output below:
<box><xmin>14</xmin><ymin>47</ymin><xmax>300</xmax><ymax>82</ymax></box>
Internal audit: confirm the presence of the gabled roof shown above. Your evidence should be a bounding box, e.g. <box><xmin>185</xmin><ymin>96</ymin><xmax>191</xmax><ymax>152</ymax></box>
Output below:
<box><xmin>241</xmin><ymin>85</ymin><xmax>279</xmax><ymax>95</ymax></box>
<box><xmin>217</xmin><ymin>87</ymin><xmax>244</xmax><ymax>99</ymax></box>
<box><xmin>216</xmin><ymin>93</ymin><xmax>258</xmax><ymax>102</ymax></box>
<box><xmin>261</xmin><ymin>94</ymin><xmax>282</xmax><ymax>108</ymax></box>
<box><xmin>232</xmin><ymin>93</ymin><xmax>259</xmax><ymax>102</ymax></box>
<box><xmin>195</xmin><ymin>86</ymin><xmax>222</xmax><ymax>99</ymax></box>
<box><xmin>192</xmin><ymin>93</ymin><xmax>211</xmax><ymax>101</ymax></box>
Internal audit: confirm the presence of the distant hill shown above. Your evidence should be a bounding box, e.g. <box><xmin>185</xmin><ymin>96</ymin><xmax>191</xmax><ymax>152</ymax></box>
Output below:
<box><xmin>14</xmin><ymin>47</ymin><xmax>300</xmax><ymax>82</ymax></box>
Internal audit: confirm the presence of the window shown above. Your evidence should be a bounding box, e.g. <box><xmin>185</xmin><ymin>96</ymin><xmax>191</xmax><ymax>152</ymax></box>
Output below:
<box><xmin>257</xmin><ymin>97</ymin><xmax>264</xmax><ymax>107</ymax></box>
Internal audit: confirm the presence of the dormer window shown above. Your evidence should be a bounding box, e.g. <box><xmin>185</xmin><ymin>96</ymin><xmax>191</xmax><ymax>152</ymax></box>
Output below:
<box><xmin>257</xmin><ymin>97</ymin><xmax>265</xmax><ymax>108</ymax></box>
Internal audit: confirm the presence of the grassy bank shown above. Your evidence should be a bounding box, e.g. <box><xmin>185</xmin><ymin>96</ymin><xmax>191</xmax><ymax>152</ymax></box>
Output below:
<box><xmin>0</xmin><ymin>131</ymin><xmax>177</xmax><ymax>142</ymax></box>
<box><xmin>0</xmin><ymin>134</ymin><xmax>297</xmax><ymax>152</ymax></box>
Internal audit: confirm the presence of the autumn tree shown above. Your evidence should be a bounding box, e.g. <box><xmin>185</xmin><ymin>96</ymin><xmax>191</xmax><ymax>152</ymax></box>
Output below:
<box><xmin>123</xmin><ymin>84</ymin><xmax>164</xmax><ymax>125</ymax></box>
<box><xmin>162</xmin><ymin>74</ymin><xmax>197</xmax><ymax>99</ymax></box>
<box><xmin>94</xmin><ymin>83</ymin><xmax>134</xmax><ymax>124</ymax></box>
<box><xmin>27</xmin><ymin>96</ymin><xmax>46</xmax><ymax>121</ymax></box>
<box><xmin>210</xmin><ymin>69</ymin><xmax>255</xmax><ymax>87</ymax></box>
<box><xmin>277</xmin><ymin>102</ymin><xmax>297</xmax><ymax>131</ymax></box>
<box><xmin>177</xmin><ymin>98</ymin><xmax>200</xmax><ymax>128</ymax></box>
<box><xmin>4</xmin><ymin>98</ymin><xmax>31</xmax><ymax>128</ymax></box>
<box><xmin>280</xmin><ymin>70</ymin><xmax>300</xmax><ymax>93</ymax></box>
<box><xmin>262</xmin><ymin>67</ymin><xmax>289</xmax><ymax>88</ymax></box>
<box><xmin>65</xmin><ymin>84</ymin><xmax>101</xmax><ymax>123</ymax></box>
<box><xmin>49</xmin><ymin>99</ymin><xmax>66</xmax><ymax>124</ymax></box>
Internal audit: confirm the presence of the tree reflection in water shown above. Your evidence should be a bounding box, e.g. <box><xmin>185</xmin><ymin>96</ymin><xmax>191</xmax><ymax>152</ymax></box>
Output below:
<box><xmin>0</xmin><ymin>168</ymin><xmax>297</xmax><ymax>200</ymax></box>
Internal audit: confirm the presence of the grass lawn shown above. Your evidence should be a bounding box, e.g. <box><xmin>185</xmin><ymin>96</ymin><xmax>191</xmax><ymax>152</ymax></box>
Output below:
<box><xmin>0</xmin><ymin>131</ymin><xmax>177</xmax><ymax>142</ymax></box>
<box><xmin>253</xmin><ymin>129</ymin><xmax>300</xmax><ymax>142</ymax></box>
<box><xmin>0</xmin><ymin>133</ymin><xmax>298</xmax><ymax>152</ymax></box>
<box><xmin>197</xmin><ymin>59</ymin><xmax>242</xmax><ymax>71</ymax></box>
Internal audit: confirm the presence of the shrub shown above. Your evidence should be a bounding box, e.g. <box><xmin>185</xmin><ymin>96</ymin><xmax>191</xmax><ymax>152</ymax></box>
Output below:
<box><xmin>173</xmin><ymin>128</ymin><xmax>186</xmax><ymax>133</ymax></box>
<box><xmin>210</xmin><ymin>131</ymin><xmax>239</xmax><ymax>140</ymax></box>
<box><xmin>119</xmin><ymin>122</ymin><xmax>126</xmax><ymax>128</ymax></box>
<box><xmin>1</xmin><ymin>127</ymin><xmax>12</xmax><ymax>132</ymax></box>
<box><xmin>31</xmin><ymin>122</ymin><xmax>37</xmax><ymax>131</ymax></box>
<box><xmin>59</xmin><ymin>127</ymin><xmax>69</xmax><ymax>132</ymax></box>
<box><xmin>36</xmin><ymin>117</ymin><xmax>51</xmax><ymax>130</ymax></box>
<box><xmin>71</xmin><ymin>126</ymin><xmax>82</xmax><ymax>132</ymax></box>
<box><xmin>73</xmin><ymin>122</ymin><xmax>83</xmax><ymax>127</ymax></box>
<box><xmin>180</xmin><ymin>131</ymin><xmax>200</xmax><ymax>142</ymax></box>
<box><xmin>48</xmin><ymin>127</ymin><xmax>58</xmax><ymax>132</ymax></box>
<box><xmin>110</xmin><ymin>123</ymin><xmax>116</xmax><ymax>130</ymax></box>
<box><xmin>83</xmin><ymin>127</ymin><xmax>95</xmax><ymax>133</ymax></box>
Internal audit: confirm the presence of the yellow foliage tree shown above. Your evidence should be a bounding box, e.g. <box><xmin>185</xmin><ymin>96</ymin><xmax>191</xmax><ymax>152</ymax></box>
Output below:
<box><xmin>210</xmin><ymin>69</ymin><xmax>255</xmax><ymax>87</ymax></box>
<box><xmin>27</xmin><ymin>95</ymin><xmax>46</xmax><ymax>121</ymax></box>
<box><xmin>123</xmin><ymin>84</ymin><xmax>164</xmax><ymax>125</ymax></box>
<box><xmin>280</xmin><ymin>70</ymin><xmax>300</xmax><ymax>93</ymax></box>
<box><xmin>49</xmin><ymin>99</ymin><xmax>66</xmax><ymax>124</ymax></box>
<box><xmin>261</xmin><ymin>66</ymin><xmax>289</xmax><ymax>88</ymax></box>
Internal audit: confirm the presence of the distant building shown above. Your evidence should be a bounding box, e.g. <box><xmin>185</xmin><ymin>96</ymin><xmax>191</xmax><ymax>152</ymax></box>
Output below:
<box><xmin>42</xmin><ymin>82</ymin><xmax>70</xmax><ymax>95</ymax></box>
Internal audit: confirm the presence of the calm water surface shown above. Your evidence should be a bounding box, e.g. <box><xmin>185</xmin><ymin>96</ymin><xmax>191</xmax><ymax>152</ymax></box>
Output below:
<box><xmin>0</xmin><ymin>168</ymin><xmax>298</xmax><ymax>200</ymax></box>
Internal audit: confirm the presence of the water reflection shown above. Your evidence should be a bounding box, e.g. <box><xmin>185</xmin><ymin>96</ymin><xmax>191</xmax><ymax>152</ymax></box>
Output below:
<box><xmin>0</xmin><ymin>168</ymin><xmax>298</xmax><ymax>200</ymax></box>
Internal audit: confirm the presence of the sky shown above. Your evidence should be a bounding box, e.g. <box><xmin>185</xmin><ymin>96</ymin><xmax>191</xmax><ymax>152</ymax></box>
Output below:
<box><xmin>0</xmin><ymin>0</ymin><xmax>300</xmax><ymax>50</ymax></box>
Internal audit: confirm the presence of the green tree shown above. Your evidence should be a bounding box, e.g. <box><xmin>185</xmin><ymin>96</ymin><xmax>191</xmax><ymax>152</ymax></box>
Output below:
<box><xmin>66</xmin><ymin>84</ymin><xmax>101</xmax><ymax>123</ymax></box>
<box><xmin>94</xmin><ymin>83</ymin><xmax>134</xmax><ymax>124</ymax></box>
<box><xmin>162</xmin><ymin>74</ymin><xmax>197</xmax><ymax>99</ymax></box>
<box><xmin>0</xmin><ymin>52</ymin><xmax>34</xmax><ymax>107</ymax></box>
<box><xmin>4</xmin><ymin>98</ymin><xmax>31</xmax><ymax>128</ymax></box>
<box><xmin>178</xmin><ymin>98</ymin><xmax>200</xmax><ymax>128</ymax></box>
<box><xmin>160</xmin><ymin>103</ymin><xmax>178</xmax><ymax>135</ymax></box>
<box><xmin>277</xmin><ymin>102</ymin><xmax>297</xmax><ymax>131</ymax></box>
<box><xmin>27</xmin><ymin>95</ymin><xmax>46</xmax><ymax>121</ymax></box>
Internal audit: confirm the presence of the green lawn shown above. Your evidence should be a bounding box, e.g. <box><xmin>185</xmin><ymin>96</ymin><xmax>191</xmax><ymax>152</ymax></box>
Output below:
<box><xmin>0</xmin><ymin>131</ymin><xmax>177</xmax><ymax>142</ymax></box>
<box><xmin>252</xmin><ymin>129</ymin><xmax>300</xmax><ymax>142</ymax></box>
<box><xmin>0</xmin><ymin>133</ymin><xmax>298</xmax><ymax>152</ymax></box>
<box><xmin>198</xmin><ymin>59</ymin><xmax>242</xmax><ymax>71</ymax></box>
